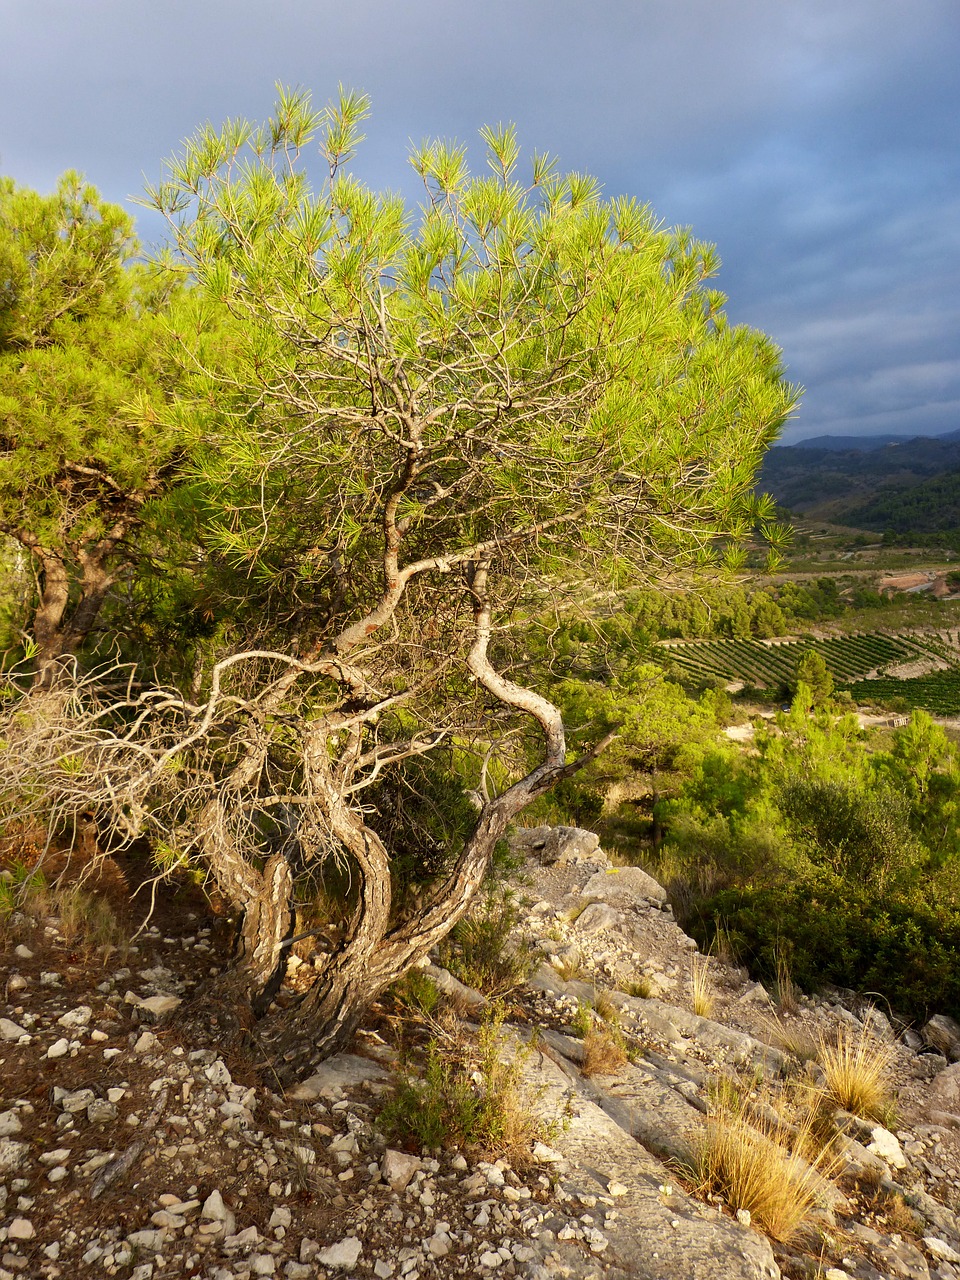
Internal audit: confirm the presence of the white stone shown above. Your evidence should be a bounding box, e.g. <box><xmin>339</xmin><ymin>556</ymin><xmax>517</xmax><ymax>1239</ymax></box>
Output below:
<box><xmin>316</xmin><ymin>1237</ymin><xmax>362</xmax><ymax>1269</ymax></box>
<box><xmin>202</xmin><ymin>1189</ymin><xmax>232</xmax><ymax>1221</ymax></box>
<box><xmin>204</xmin><ymin>1057</ymin><xmax>232</xmax><ymax>1085</ymax></box>
<box><xmin>57</xmin><ymin>1005</ymin><xmax>92</xmax><ymax>1029</ymax></box>
<box><xmin>374</xmin><ymin>1262</ymin><xmax>395</xmax><ymax>1278</ymax></box>
<box><xmin>581</xmin><ymin>866</ymin><xmax>667</xmax><ymax>906</ymax></box>
<box><xmin>127</xmin><ymin>1229</ymin><xmax>166</xmax><ymax>1252</ymax></box>
<box><xmin>14</xmin><ymin>944</ymin><xmax>33</xmax><ymax>959</ymax></box>
<box><xmin>0</xmin><ymin>1018</ymin><xmax>27</xmax><ymax>1041</ymax></box>
<box><xmin>39</xmin><ymin>1148</ymin><xmax>72</xmax><ymax>1165</ymax></box>
<box><xmin>0</xmin><ymin>1110</ymin><xmax>22</xmax><ymax>1137</ymax></box>
<box><xmin>925</xmin><ymin>1237</ymin><xmax>960</xmax><ymax>1263</ymax></box>
<box><xmin>866</xmin><ymin>1125</ymin><xmax>907</xmax><ymax>1169</ymax></box>
<box><xmin>250</xmin><ymin>1255</ymin><xmax>276</xmax><ymax>1276</ymax></box>
<box><xmin>134</xmin><ymin>1031</ymin><xmax>159</xmax><ymax>1054</ymax></box>
<box><xmin>573</xmin><ymin>902</ymin><xmax>620</xmax><ymax>935</ymax></box>
<box><xmin>47</xmin><ymin>1037</ymin><xmax>70</xmax><ymax>1058</ymax></box>
<box><xmin>381</xmin><ymin>1148</ymin><xmax>421</xmax><ymax>1192</ymax></box>
<box><xmin>135</xmin><ymin>994</ymin><xmax>182</xmax><ymax>1018</ymax></box>
<box><xmin>0</xmin><ymin>1138</ymin><xmax>29</xmax><ymax>1173</ymax></box>
<box><xmin>7</xmin><ymin>1217</ymin><xmax>34</xmax><ymax>1240</ymax></box>
<box><xmin>287</xmin><ymin>1053</ymin><xmax>389</xmax><ymax>1101</ymax></box>
<box><xmin>87</xmin><ymin>1098</ymin><xmax>118</xmax><ymax>1123</ymax></box>
<box><xmin>268</xmin><ymin>1206</ymin><xmax>292</xmax><ymax>1229</ymax></box>
<box><xmin>57</xmin><ymin>1087</ymin><xmax>95</xmax><ymax>1113</ymax></box>
<box><xmin>531</xmin><ymin>1141</ymin><xmax>564</xmax><ymax>1164</ymax></box>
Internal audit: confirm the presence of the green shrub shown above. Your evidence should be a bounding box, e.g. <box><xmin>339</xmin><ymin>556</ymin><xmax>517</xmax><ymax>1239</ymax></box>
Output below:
<box><xmin>438</xmin><ymin>886</ymin><xmax>535</xmax><ymax>997</ymax></box>
<box><xmin>689</xmin><ymin>878</ymin><xmax>960</xmax><ymax>1025</ymax></box>
<box><xmin>379</xmin><ymin>1007</ymin><xmax>542</xmax><ymax>1158</ymax></box>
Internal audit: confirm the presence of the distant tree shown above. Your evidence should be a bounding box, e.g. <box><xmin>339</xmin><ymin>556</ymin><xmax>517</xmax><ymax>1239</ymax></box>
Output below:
<box><xmin>749</xmin><ymin>590</ymin><xmax>786</xmax><ymax>638</ymax></box>
<box><xmin>875</xmin><ymin>710</ymin><xmax>960</xmax><ymax>863</ymax></box>
<box><xmin>0</xmin><ymin>173</ymin><xmax>187</xmax><ymax>685</ymax></box>
<box><xmin>3</xmin><ymin>91</ymin><xmax>798</xmax><ymax>1079</ymax></box>
<box><xmin>793</xmin><ymin>650</ymin><xmax>833</xmax><ymax>708</ymax></box>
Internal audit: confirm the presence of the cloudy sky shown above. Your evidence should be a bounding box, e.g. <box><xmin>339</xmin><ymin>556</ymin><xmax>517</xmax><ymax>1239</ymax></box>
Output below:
<box><xmin>3</xmin><ymin>0</ymin><xmax>958</xmax><ymax>444</ymax></box>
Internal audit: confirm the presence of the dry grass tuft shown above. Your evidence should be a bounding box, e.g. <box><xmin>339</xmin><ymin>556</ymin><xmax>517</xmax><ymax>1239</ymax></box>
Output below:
<box><xmin>691</xmin><ymin>953</ymin><xmax>715</xmax><ymax>1019</ymax></box>
<box><xmin>759</xmin><ymin>1014</ymin><xmax>819</xmax><ymax>1063</ymax></box>
<box><xmin>553</xmin><ymin>953</ymin><xmax>583</xmax><ymax>983</ymax></box>
<box><xmin>582</xmin><ymin>1024</ymin><xmax>628</xmax><ymax>1076</ymax></box>
<box><xmin>693</xmin><ymin>1097</ymin><xmax>841</xmax><ymax>1242</ymax></box>
<box><xmin>773</xmin><ymin>947</ymin><xmax>800</xmax><ymax>1016</ymax></box>
<box><xmin>816</xmin><ymin>1023</ymin><xmax>896</xmax><ymax>1123</ymax></box>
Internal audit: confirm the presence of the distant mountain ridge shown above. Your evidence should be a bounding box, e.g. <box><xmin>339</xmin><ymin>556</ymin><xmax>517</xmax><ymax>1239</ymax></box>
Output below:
<box><xmin>759</xmin><ymin>427</ymin><xmax>960</xmax><ymax>529</ymax></box>
<box><xmin>782</xmin><ymin>428</ymin><xmax>960</xmax><ymax>452</ymax></box>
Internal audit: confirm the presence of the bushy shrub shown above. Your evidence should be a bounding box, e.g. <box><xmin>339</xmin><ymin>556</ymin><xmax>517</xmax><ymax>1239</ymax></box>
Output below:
<box><xmin>437</xmin><ymin>885</ymin><xmax>535</xmax><ymax>998</ymax></box>
<box><xmin>689</xmin><ymin>877</ymin><xmax>960</xmax><ymax>1024</ymax></box>
<box><xmin>378</xmin><ymin>1007</ymin><xmax>542</xmax><ymax>1158</ymax></box>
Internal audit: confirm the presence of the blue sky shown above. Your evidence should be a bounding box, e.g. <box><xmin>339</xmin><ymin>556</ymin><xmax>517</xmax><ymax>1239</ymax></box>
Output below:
<box><xmin>3</xmin><ymin>0</ymin><xmax>958</xmax><ymax>444</ymax></box>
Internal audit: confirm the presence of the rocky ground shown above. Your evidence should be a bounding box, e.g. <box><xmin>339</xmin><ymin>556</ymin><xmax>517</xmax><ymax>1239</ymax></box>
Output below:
<box><xmin>4</xmin><ymin>828</ymin><xmax>960</xmax><ymax>1280</ymax></box>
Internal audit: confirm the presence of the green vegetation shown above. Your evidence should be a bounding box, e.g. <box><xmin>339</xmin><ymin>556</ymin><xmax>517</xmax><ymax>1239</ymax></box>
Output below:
<box><xmin>843</xmin><ymin>669</ymin><xmax>960</xmax><ymax>716</ymax></box>
<box><xmin>656</xmin><ymin>700</ymin><xmax>960</xmax><ymax>1023</ymax></box>
<box><xmin>8</xmin><ymin>86</ymin><xmax>960</xmax><ymax>1087</ymax></box>
<box><xmin>379</xmin><ymin>1007</ymin><xmax>543</xmax><ymax>1158</ymax></box>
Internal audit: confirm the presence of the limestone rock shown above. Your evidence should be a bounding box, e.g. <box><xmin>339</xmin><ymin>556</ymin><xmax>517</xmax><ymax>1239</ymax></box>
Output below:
<box><xmin>926</xmin><ymin>1061</ymin><xmax>960</xmax><ymax>1119</ymax></box>
<box><xmin>0</xmin><ymin>1138</ymin><xmax>29</xmax><ymax>1174</ymax></box>
<box><xmin>56</xmin><ymin>1005</ymin><xmax>92</xmax><ymax>1029</ymax></box>
<box><xmin>866</xmin><ymin>1125</ymin><xmax>907</xmax><ymax>1169</ymax></box>
<box><xmin>316</xmin><ymin>1236</ymin><xmax>362</xmax><ymax>1269</ymax></box>
<box><xmin>923</xmin><ymin>1015</ymin><xmax>960</xmax><ymax>1061</ymax></box>
<box><xmin>509</xmin><ymin>825</ymin><xmax>601</xmax><ymax>865</ymax></box>
<box><xmin>925</xmin><ymin>1238</ymin><xmax>960</xmax><ymax>1263</ymax></box>
<box><xmin>581</xmin><ymin>866</ymin><xmax>668</xmax><ymax>907</ymax></box>
<box><xmin>381</xmin><ymin>1148</ymin><xmax>421</xmax><ymax>1192</ymax></box>
<box><xmin>0</xmin><ymin>1110</ymin><xmax>22</xmax><ymax>1137</ymax></box>
<box><xmin>519</xmin><ymin>1042</ymin><xmax>780</xmax><ymax>1279</ymax></box>
<box><xmin>425</xmin><ymin>963</ymin><xmax>488</xmax><ymax>1010</ymax></box>
<box><xmin>287</xmin><ymin>1053</ymin><xmax>390</xmax><ymax>1101</ymax></box>
<box><xmin>573</xmin><ymin>902</ymin><xmax>620</xmax><ymax>935</ymax></box>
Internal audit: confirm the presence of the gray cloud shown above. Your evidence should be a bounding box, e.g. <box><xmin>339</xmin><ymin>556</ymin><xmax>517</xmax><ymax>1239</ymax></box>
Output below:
<box><xmin>3</xmin><ymin>0</ymin><xmax>958</xmax><ymax>444</ymax></box>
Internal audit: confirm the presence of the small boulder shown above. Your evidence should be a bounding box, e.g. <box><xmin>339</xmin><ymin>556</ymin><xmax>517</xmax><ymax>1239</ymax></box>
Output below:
<box><xmin>922</xmin><ymin>1014</ymin><xmax>960</xmax><ymax>1061</ymax></box>
<box><xmin>381</xmin><ymin>1148</ymin><xmax>421</xmax><ymax>1192</ymax></box>
<box><xmin>0</xmin><ymin>1138</ymin><xmax>29</xmax><ymax>1174</ymax></box>
<box><xmin>581</xmin><ymin>866</ymin><xmax>668</xmax><ymax>907</ymax></box>
<box><xmin>56</xmin><ymin>1005</ymin><xmax>92</xmax><ymax>1030</ymax></box>
<box><xmin>510</xmin><ymin>825</ymin><xmax>601</xmax><ymax>865</ymax></box>
<box><xmin>316</xmin><ymin>1237</ymin><xmax>362</xmax><ymax>1269</ymax></box>
<box><xmin>925</xmin><ymin>1060</ymin><xmax>960</xmax><ymax>1121</ymax></box>
<box><xmin>573</xmin><ymin>902</ymin><xmax>620</xmax><ymax>935</ymax></box>
<box><xmin>866</xmin><ymin>1125</ymin><xmax>907</xmax><ymax>1170</ymax></box>
<box><xmin>287</xmin><ymin>1053</ymin><xmax>390</xmax><ymax>1101</ymax></box>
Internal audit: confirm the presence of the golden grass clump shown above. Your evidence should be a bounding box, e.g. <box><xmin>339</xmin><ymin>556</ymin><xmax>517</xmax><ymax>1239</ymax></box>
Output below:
<box><xmin>759</xmin><ymin>1014</ymin><xmax>819</xmax><ymax>1063</ymax></box>
<box><xmin>694</xmin><ymin>1100</ymin><xmax>840</xmax><ymax>1242</ymax></box>
<box><xmin>816</xmin><ymin>1023</ymin><xmax>896</xmax><ymax>1123</ymax></box>
<box><xmin>691</xmin><ymin>953</ymin><xmax>715</xmax><ymax>1019</ymax></box>
<box><xmin>582</xmin><ymin>1024</ymin><xmax>628</xmax><ymax>1076</ymax></box>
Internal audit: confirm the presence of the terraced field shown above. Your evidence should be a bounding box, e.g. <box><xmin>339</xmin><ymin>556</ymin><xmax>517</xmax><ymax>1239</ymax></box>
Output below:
<box><xmin>841</xmin><ymin>670</ymin><xmax>960</xmax><ymax>717</ymax></box>
<box><xmin>657</xmin><ymin>631</ymin><xmax>947</xmax><ymax>690</ymax></box>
